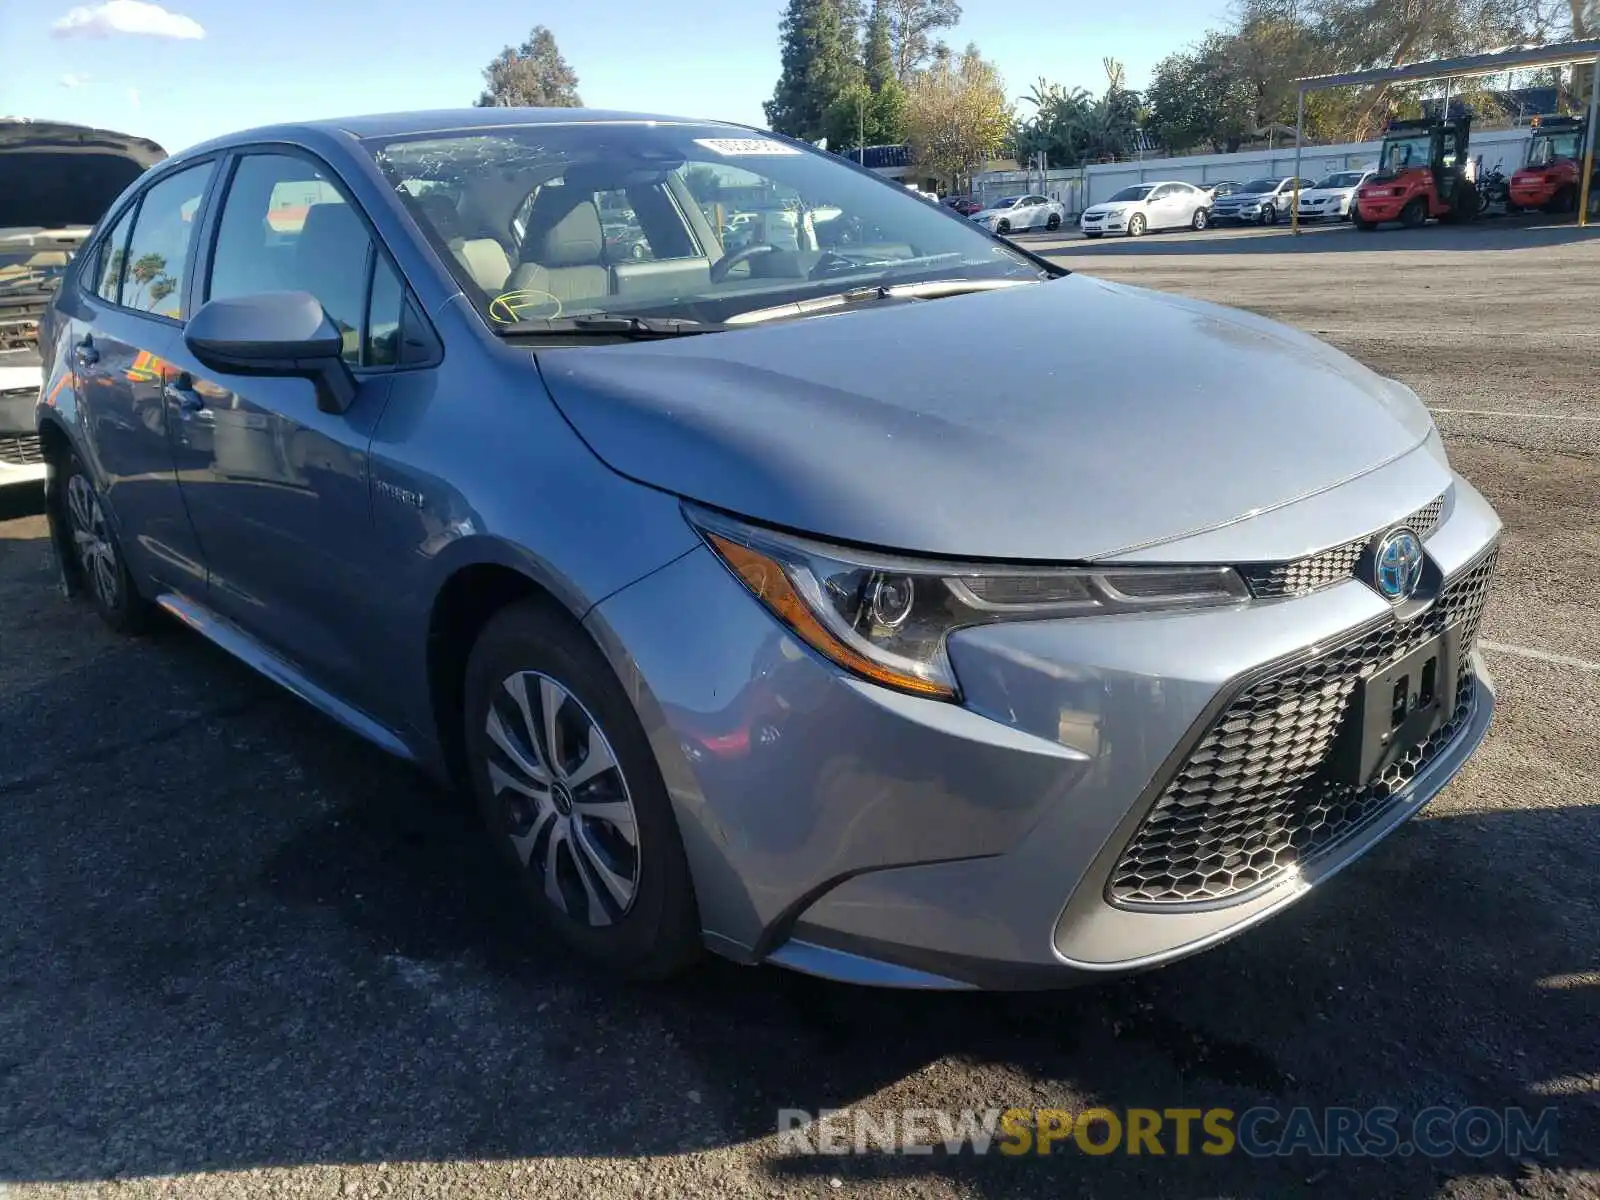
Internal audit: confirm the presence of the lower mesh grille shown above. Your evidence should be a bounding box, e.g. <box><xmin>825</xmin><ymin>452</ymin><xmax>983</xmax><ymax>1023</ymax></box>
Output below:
<box><xmin>0</xmin><ymin>434</ymin><xmax>43</xmax><ymax>466</ymax></box>
<box><xmin>1109</xmin><ymin>546</ymin><xmax>1498</xmax><ymax>907</ymax></box>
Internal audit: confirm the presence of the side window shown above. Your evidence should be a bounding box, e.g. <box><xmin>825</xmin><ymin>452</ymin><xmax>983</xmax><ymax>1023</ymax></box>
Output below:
<box><xmin>209</xmin><ymin>154</ymin><xmax>369</xmax><ymax>365</ymax></box>
<box><xmin>365</xmin><ymin>253</ymin><xmax>404</xmax><ymax>367</ymax></box>
<box><xmin>1150</xmin><ymin>185</ymin><xmax>1171</xmax><ymax>199</ymax></box>
<box><xmin>94</xmin><ymin>206</ymin><xmax>136</xmax><ymax>304</ymax></box>
<box><xmin>595</xmin><ymin>187</ymin><xmax>656</xmax><ymax>263</ymax></box>
<box><xmin>119</xmin><ymin>162</ymin><xmax>214</xmax><ymax>319</ymax></box>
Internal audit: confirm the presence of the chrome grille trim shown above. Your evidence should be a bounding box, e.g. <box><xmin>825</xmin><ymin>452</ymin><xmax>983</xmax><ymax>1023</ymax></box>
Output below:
<box><xmin>1108</xmin><ymin>543</ymin><xmax>1498</xmax><ymax>909</ymax></box>
<box><xmin>1238</xmin><ymin>490</ymin><xmax>1449</xmax><ymax>599</ymax></box>
<box><xmin>0</xmin><ymin>433</ymin><xmax>44</xmax><ymax>466</ymax></box>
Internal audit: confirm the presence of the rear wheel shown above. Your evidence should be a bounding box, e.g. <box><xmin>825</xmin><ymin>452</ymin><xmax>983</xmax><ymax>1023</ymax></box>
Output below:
<box><xmin>61</xmin><ymin>453</ymin><xmax>152</xmax><ymax>635</ymax></box>
<box><xmin>1546</xmin><ymin>185</ymin><xmax>1577</xmax><ymax>214</ymax></box>
<box><xmin>1400</xmin><ymin>198</ymin><xmax>1427</xmax><ymax>228</ymax></box>
<box><xmin>463</xmin><ymin>601</ymin><xmax>702</xmax><ymax>980</ymax></box>
<box><xmin>1127</xmin><ymin>213</ymin><xmax>1147</xmax><ymax>237</ymax></box>
<box><xmin>1352</xmin><ymin>209</ymin><xmax>1377</xmax><ymax>231</ymax></box>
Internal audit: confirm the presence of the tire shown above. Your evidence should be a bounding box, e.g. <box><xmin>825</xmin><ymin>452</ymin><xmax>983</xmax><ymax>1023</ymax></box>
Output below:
<box><xmin>1353</xmin><ymin>210</ymin><xmax>1377</xmax><ymax>231</ymax></box>
<box><xmin>61</xmin><ymin>451</ymin><xmax>152</xmax><ymax>635</ymax></box>
<box><xmin>1082</xmin><ymin>231</ymin><xmax>1102</xmax><ymax>239</ymax></box>
<box><xmin>1546</xmin><ymin>185</ymin><xmax>1576</xmax><ymax>215</ymax></box>
<box><xmin>996</xmin><ymin>218</ymin><xmax>1011</xmax><ymax>234</ymax></box>
<box><xmin>1400</xmin><ymin>198</ymin><xmax>1427</xmax><ymax>228</ymax></box>
<box><xmin>463</xmin><ymin>600</ymin><xmax>702</xmax><ymax>980</ymax></box>
<box><xmin>1127</xmin><ymin>213</ymin><xmax>1147</xmax><ymax>237</ymax></box>
<box><xmin>1046</xmin><ymin>213</ymin><xmax>1061</xmax><ymax>231</ymax></box>
<box><xmin>1191</xmin><ymin>207</ymin><xmax>1210</xmax><ymax>231</ymax></box>
<box><xmin>1260</xmin><ymin>203</ymin><xmax>1278</xmax><ymax>226</ymax></box>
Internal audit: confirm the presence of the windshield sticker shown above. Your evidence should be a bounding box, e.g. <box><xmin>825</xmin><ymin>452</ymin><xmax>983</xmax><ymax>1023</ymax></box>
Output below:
<box><xmin>489</xmin><ymin>289</ymin><xmax>563</xmax><ymax>323</ymax></box>
<box><xmin>693</xmin><ymin>138</ymin><xmax>802</xmax><ymax>157</ymax></box>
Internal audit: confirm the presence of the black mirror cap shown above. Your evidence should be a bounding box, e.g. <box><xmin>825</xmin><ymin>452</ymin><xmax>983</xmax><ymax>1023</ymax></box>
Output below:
<box><xmin>184</xmin><ymin>291</ymin><xmax>356</xmax><ymax>413</ymax></box>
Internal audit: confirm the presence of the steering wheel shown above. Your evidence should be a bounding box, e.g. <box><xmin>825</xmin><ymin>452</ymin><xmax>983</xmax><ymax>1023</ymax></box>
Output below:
<box><xmin>709</xmin><ymin>242</ymin><xmax>776</xmax><ymax>283</ymax></box>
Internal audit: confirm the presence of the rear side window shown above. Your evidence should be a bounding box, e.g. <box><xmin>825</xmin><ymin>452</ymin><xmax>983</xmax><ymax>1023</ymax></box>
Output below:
<box><xmin>94</xmin><ymin>207</ymin><xmax>137</xmax><ymax>303</ymax></box>
<box><xmin>119</xmin><ymin>162</ymin><xmax>214</xmax><ymax>319</ymax></box>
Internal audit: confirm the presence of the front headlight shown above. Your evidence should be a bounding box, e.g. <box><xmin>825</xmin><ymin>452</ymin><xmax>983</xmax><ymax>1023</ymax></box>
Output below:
<box><xmin>690</xmin><ymin>507</ymin><xmax>1250</xmax><ymax>700</ymax></box>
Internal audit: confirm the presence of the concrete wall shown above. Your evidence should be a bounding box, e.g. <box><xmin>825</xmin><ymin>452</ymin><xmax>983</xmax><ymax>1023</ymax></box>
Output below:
<box><xmin>972</xmin><ymin>128</ymin><xmax>1534</xmax><ymax>215</ymax></box>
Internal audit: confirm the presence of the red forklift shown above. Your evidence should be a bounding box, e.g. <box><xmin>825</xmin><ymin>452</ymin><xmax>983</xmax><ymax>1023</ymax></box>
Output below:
<box><xmin>1508</xmin><ymin>115</ymin><xmax>1594</xmax><ymax>214</ymax></box>
<box><xmin>1354</xmin><ymin>115</ymin><xmax>1481</xmax><ymax>230</ymax></box>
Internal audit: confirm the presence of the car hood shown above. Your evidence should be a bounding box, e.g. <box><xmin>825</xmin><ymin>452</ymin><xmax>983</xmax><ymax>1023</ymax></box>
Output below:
<box><xmin>535</xmin><ymin>276</ymin><xmax>1436</xmax><ymax>562</ymax></box>
<box><xmin>1083</xmin><ymin>203</ymin><xmax>1134</xmax><ymax>215</ymax></box>
<box><xmin>0</xmin><ymin>119</ymin><xmax>165</xmax><ymax>230</ymax></box>
<box><xmin>1298</xmin><ymin>187</ymin><xmax>1352</xmax><ymax>200</ymax></box>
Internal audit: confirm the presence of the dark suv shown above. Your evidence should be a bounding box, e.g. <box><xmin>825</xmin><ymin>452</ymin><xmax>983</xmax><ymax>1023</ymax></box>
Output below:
<box><xmin>1</xmin><ymin>119</ymin><xmax>165</xmax><ymax>489</ymax></box>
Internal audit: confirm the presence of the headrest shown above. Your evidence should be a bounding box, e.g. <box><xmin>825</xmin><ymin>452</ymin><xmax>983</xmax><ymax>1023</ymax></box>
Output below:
<box><xmin>521</xmin><ymin>190</ymin><xmax>604</xmax><ymax>268</ymax></box>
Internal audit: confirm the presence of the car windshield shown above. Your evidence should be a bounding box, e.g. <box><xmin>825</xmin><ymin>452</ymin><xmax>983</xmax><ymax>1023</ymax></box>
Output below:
<box><xmin>1380</xmin><ymin>136</ymin><xmax>1431</xmax><ymax>172</ymax></box>
<box><xmin>990</xmin><ymin>197</ymin><xmax>1020</xmax><ymax>209</ymax></box>
<box><xmin>1528</xmin><ymin>131</ymin><xmax>1582</xmax><ymax>166</ymax></box>
<box><xmin>1317</xmin><ymin>172</ymin><xmax>1365</xmax><ymax>188</ymax></box>
<box><xmin>1107</xmin><ymin>186</ymin><xmax>1154</xmax><ymax>202</ymax></box>
<box><xmin>1238</xmin><ymin>179</ymin><xmax>1280</xmax><ymax>194</ymax></box>
<box><xmin>369</xmin><ymin>123</ymin><xmax>1041</xmax><ymax>327</ymax></box>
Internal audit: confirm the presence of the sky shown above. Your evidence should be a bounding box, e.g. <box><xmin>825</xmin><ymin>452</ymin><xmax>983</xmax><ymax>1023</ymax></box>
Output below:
<box><xmin>1</xmin><ymin>0</ymin><xmax>1231</xmax><ymax>154</ymax></box>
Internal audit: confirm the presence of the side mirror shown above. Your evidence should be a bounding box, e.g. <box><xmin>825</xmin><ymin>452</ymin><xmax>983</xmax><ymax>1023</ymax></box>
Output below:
<box><xmin>184</xmin><ymin>291</ymin><xmax>358</xmax><ymax>414</ymax></box>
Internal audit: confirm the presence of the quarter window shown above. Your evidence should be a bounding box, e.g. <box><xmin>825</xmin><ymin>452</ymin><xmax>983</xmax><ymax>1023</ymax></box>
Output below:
<box><xmin>94</xmin><ymin>206</ymin><xmax>137</xmax><ymax>304</ymax></box>
<box><xmin>119</xmin><ymin>161</ymin><xmax>214</xmax><ymax>319</ymax></box>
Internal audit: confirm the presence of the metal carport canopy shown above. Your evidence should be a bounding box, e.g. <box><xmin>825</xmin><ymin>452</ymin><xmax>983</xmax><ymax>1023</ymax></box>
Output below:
<box><xmin>1288</xmin><ymin>38</ymin><xmax>1600</xmax><ymax>231</ymax></box>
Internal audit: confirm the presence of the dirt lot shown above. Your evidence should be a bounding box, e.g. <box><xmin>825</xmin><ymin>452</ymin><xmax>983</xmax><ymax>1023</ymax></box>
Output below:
<box><xmin>1</xmin><ymin>218</ymin><xmax>1597</xmax><ymax>1199</ymax></box>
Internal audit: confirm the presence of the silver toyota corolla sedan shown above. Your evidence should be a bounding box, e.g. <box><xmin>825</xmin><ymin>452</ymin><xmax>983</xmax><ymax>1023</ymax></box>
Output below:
<box><xmin>35</xmin><ymin>109</ymin><xmax>1500</xmax><ymax>990</ymax></box>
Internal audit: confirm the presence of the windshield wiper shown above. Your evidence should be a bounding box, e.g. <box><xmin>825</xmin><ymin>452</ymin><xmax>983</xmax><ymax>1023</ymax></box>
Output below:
<box><xmin>725</xmin><ymin>277</ymin><xmax>1039</xmax><ymax>327</ymax></box>
<box><xmin>493</xmin><ymin>313</ymin><xmax>725</xmax><ymax>339</ymax></box>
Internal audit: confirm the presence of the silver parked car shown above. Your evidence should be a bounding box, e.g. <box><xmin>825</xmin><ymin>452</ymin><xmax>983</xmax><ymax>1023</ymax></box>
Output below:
<box><xmin>969</xmin><ymin>193</ymin><xmax>1064</xmax><ymax>234</ymax></box>
<box><xmin>1079</xmin><ymin>181</ymin><xmax>1212</xmax><ymax>237</ymax></box>
<box><xmin>1210</xmin><ymin>176</ymin><xmax>1318</xmax><ymax>225</ymax></box>
<box><xmin>37</xmin><ymin>109</ymin><xmax>1500</xmax><ymax>990</ymax></box>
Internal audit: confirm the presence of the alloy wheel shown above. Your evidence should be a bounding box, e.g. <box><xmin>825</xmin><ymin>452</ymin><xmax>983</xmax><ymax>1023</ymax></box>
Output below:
<box><xmin>67</xmin><ymin>474</ymin><xmax>119</xmax><ymax>610</ymax></box>
<box><xmin>485</xmin><ymin>670</ymin><xmax>641</xmax><ymax>926</ymax></box>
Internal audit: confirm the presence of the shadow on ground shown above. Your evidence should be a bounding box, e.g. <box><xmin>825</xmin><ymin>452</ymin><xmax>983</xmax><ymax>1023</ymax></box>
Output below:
<box><xmin>1024</xmin><ymin>216</ymin><xmax>1600</xmax><ymax>258</ymax></box>
<box><xmin>0</xmin><ymin>520</ymin><xmax>1594</xmax><ymax>1197</ymax></box>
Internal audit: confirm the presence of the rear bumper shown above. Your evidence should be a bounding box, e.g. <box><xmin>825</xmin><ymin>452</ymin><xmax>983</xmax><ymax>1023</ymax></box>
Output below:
<box><xmin>586</xmin><ymin>475</ymin><xmax>1502</xmax><ymax>990</ymax></box>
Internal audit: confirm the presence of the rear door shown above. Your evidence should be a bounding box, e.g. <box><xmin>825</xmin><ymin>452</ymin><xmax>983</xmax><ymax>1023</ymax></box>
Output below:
<box><xmin>66</xmin><ymin>160</ymin><xmax>217</xmax><ymax>595</ymax></box>
<box><xmin>159</xmin><ymin>148</ymin><xmax>421</xmax><ymax>712</ymax></box>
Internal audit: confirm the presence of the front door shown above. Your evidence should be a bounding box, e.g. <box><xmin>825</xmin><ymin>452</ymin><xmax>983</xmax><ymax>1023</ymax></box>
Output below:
<box><xmin>69</xmin><ymin>161</ymin><xmax>216</xmax><ymax>595</ymax></box>
<box><xmin>162</xmin><ymin>150</ymin><xmax>399</xmax><ymax>710</ymax></box>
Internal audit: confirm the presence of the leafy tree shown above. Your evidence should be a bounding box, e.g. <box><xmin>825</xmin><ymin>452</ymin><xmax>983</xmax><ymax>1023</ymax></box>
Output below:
<box><xmin>475</xmin><ymin>26</ymin><xmax>581</xmax><ymax>108</ymax></box>
<box><xmin>1013</xmin><ymin>60</ymin><xmax>1143</xmax><ymax>166</ymax></box>
<box><xmin>682</xmin><ymin>166</ymin><xmax>723</xmax><ymax>206</ymax></box>
<box><xmin>765</xmin><ymin>0</ymin><xmax>863</xmax><ymax>141</ymax></box>
<box><xmin>825</xmin><ymin>78</ymin><xmax>908</xmax><ymax>149</ymax></box>
<box><xmin>1145</xmin><ymin>34</ymin><xmax>1258</xmax><ymax>153</ymax></box>
<box><xmin>904</xmin><ymin>44</ymin><xmax>1010</xmax><ymax>192</ymax></box>
<box><xmin>886</xmin><ymin>0</ymin><xmax>962</xmax><ymax>80</ymax></box>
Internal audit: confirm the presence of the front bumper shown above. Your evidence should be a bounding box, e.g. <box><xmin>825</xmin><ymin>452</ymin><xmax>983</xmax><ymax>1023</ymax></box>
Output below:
<box><xmin>586</xmin><ymin>467</ymin><xmax>1502</xmax><ymax>989</ymax></box>
<box><xmin>1080</xmin><ymin>214</ymin><xmax>1125</xmax><ymax>234</ymax></box>
<box><xmin>0</xmin><ymin>370</ymin><xmax>45</xmax><ymax>489</ymax></box>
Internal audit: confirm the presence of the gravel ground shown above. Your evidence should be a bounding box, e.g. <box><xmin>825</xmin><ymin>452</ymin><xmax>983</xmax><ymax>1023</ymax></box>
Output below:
<box><xmin>1</xmin><ymin>217</ymin><xmax>1596</xmax><ymax>1199</ymax></box>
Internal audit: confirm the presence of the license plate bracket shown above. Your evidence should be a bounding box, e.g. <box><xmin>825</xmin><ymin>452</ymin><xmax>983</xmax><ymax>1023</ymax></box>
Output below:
<box><xmin>1333</xmin><ymin>632</ymin><xmax>1458</xmax><ymax>786</ymax></box>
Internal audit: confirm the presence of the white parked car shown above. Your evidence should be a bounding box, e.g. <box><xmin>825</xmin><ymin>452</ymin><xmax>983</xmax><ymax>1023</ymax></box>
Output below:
<box><xmin>1295</xmin><ymin>169</ymin><xmax>1377</xmax><ymax>222</ymax></box>
<box><xmin>969</xmin><ymin>194</ymin><xmax>1064</xmax><ymax>234</ymax></box>
<box><xmin>1079</xmin><ymin>181</ymin><xmax>1212</xmax><ymax>238</ymax></box>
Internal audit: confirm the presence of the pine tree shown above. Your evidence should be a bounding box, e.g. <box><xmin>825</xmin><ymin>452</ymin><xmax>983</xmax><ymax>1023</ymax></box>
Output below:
<box><xmin>764</xmin><ymin>0</ymin><xmax>861</xmax><ymax>141</ymax></box>
<box><xmin>475</xmin><ymin>26</ymin><xmax>581</xmax><ymax>108</ymax></box>
<box><xmin>864</xmin><ymin>0</ymin><xmax>895</xmax><ymax>93</ymax></box>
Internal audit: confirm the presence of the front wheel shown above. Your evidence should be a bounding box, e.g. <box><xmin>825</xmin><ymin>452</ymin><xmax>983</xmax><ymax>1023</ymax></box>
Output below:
<box><xmin>1191</xmin><ymin>207</ymin><xmax>1210</xmax><ymax>231</ymax></box>
<box><xmin>1260</xmin><ymin>203</ymin><xmax>1278</xmax><ymax>226</ymax></box>
<box><xmin>61</xmin><ymin>453</ymin><xmax>152</xmax><ymax>635</ymax></box>
<box><xmin>463</xmin><ymin>601</ymin><xmax>703</xmax><ymax>980</ymax></box>
<box><xmin>1046</xmin><ymin>212</ymin><xmax>1061</xmax><ymax>231</ymax></box>
<box><xmin>1126</xmin><ymin>213</ymin><xmax>1147</xmax><ymax>237</ymax></box>
<box><xmin>995</xmin><ymin>218</ymin><xmax>1011</xmax><ymax>235</ymax></box>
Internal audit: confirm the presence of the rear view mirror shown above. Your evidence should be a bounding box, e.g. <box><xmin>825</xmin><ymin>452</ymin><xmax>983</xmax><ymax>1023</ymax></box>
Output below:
<box><xmin>184</xmin><ymin>291</ymin><xmax>357</xmax><ymax>414</ymax></box>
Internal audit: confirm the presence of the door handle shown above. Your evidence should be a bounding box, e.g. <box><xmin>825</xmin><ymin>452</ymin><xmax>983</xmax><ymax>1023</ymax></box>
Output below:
<box><xmin>73</xmin><ymin>337</ymin><xmax>99</xmax><ymax>366</ymax></box>
<box><xmin>165</xmin><ymin>373</ymin><xmax>205</xmax><ymax>413</ymax></box>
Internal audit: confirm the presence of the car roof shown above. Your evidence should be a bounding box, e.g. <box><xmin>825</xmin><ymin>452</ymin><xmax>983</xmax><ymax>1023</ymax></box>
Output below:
<box><xmin>178</xmin><ymin>108</ymin><xmax>754</xmax><ymax>156</ymax></box>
